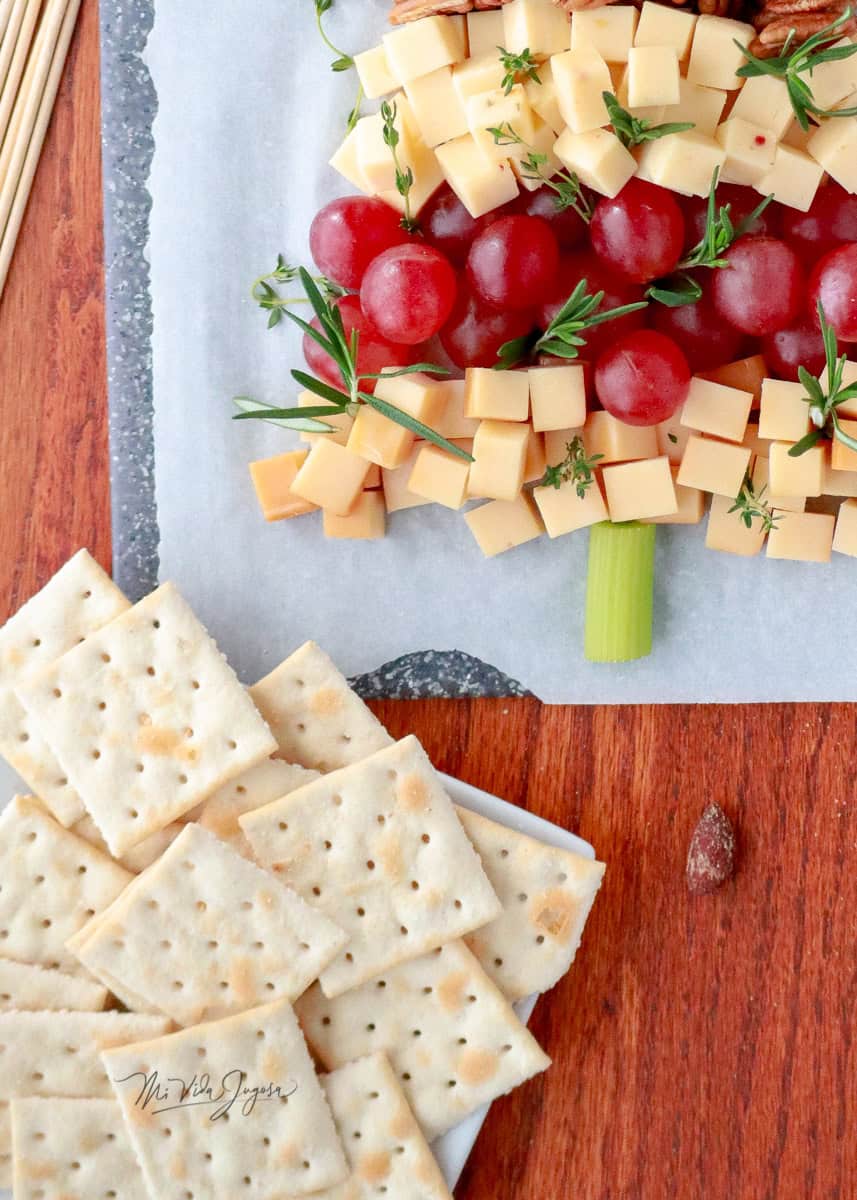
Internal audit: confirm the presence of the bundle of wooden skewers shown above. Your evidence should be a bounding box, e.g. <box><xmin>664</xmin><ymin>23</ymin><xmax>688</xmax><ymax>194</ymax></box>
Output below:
<box><xmin>0</xmin><ymin>0</ymin><xmax>80</xmax><ymax>302</ymax></box>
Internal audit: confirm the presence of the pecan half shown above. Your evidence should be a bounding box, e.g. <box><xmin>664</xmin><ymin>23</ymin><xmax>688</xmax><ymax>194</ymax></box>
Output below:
<box><xmin>389</xmin><ymin>0</ymin><xmax>474</xmax><ymax>22</ymax></box>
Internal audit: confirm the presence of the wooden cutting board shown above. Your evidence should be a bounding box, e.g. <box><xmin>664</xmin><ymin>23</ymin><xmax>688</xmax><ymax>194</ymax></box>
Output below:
<box><xmin>1</xmin><ymin>7</ymin><xmax>856</xmax><ymax>1197</ymax></box>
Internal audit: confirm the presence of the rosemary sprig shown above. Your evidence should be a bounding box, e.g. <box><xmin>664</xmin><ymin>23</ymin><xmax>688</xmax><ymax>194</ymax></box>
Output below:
<box><xmin>736</xmin><ymin>6</ymin><xmax>857</xmax><ymax>132</ymax></box>
<box><xmin>788</xmin><ymin>301</ymin><xmax>857</xmax><ymax>458</ymax></box>
<box><xmin>381</xmin><ymin>101</ymin><xmax>418</xmax><ymax>233</ymax></box>
<box><xmin>541</xmin><ymin>436</ymin><xmax>604</xmax><ymax>499</ymax></box>
<box><xmin>498</xmin><ymin>46</ymin><xmax>541</xmax><ymax>94</ymax></box>
<box><xmin>234</xmin><ymin>267</ymin><xmax>471</xmax><ymax>460</ymax></box>
<box><xmin>602</xmin><ymin>91</ymin><xmax>695</xmax><ymax>149</ymax></box>
<box><xmin>251</xmin><ymin>256</ymin><xmax>348</xmax><ymax>328</ymax></box>
<box><xmin>314</xmin><ymin>0</ymin><xmax>364</xmax><ymax>131</ymax></box>
<box><xmin>728</xmin><ymin>473</ymin><xmax>782</xmax><ymax>534</ymax></box>
<box><xmin>488</xmin><ymin>123</ymin><xmax>593</xmax><ymax>223</ymax></box>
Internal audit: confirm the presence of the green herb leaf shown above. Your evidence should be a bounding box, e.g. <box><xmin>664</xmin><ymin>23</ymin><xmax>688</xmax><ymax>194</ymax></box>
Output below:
<box><xmin>602</xmin><ymin>91</ymin><xmax>695</xmax><ymax>149</ymax></box>
<box><xmin>290</xmin><ymin>369</ymin><xmax>353</xmax><ymax>407</ymax></box>
<box><xmin>314</xmin><ymin>0</ymin><xmax>363</xmax><ymax>129</ymax></box>
<box><xmin>359</xmin><ymin>363</ymin><xmax>451</xmax><ymax>380</ymax></box>
<box><xmin>727</xmin><ymin>472</ymin><xmax>782</xmax><ymax>534</ymax></box>
<box><xmin>250</xmin><ymin>257</ymin><xmax>347</xmax><ymax>324</ymax></box>
<box><xmin>489</xmin><ymin>122</ymin><xmax>593</xmax><ymax>222</ymax></box>
<box><xmin>790</xmin><ymin>301</ymin><xmax>857</xmax><ymax>457</ymax></box>
<box><xmin>232</xmin><ymin>396</ymin><xmax>336</xmax><ymax>434</ymax></box>
<box><xmin>380</xmin><ymin>101</ymin><xmax>418</xmax><ymax>232</ymax></box>
<box><xmin>646</xmin><ymin>273</ymin><xmax>703</xmax><ymax>307</ymax></box>
<box><xmin>360</xmin><ymin>391</ymin><xmax>473</xmax><ymax>460</ymax></box>
<box><xmin>540</xmin><ymin>435</ymin><xmax>604</xmax><ymax>499</ymax></box>
<box><xmin>498</xmin><ymin>45</ymin><xmax>541</xmax><ymax>94</ymax></box>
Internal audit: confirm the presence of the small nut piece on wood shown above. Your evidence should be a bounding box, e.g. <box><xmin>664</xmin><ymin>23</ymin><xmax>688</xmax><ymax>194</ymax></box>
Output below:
<box><xmin>686</xmin><ymin>803</ymin><xmax>736</xmax><ymax>895</ymax></box>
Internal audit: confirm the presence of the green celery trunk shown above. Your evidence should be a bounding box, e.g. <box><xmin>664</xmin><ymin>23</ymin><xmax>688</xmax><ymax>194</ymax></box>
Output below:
<box><xmin>585</xmin><ymin>521</ymin><xmax>656</xmax><ymax>663</ymax></box>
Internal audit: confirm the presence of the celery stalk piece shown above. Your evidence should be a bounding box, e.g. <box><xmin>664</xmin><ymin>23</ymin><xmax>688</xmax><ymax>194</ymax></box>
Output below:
<box><xmin>584</xmin><ymin>521</ymin><xmax>656</xmax><ymax>663</ymax></box>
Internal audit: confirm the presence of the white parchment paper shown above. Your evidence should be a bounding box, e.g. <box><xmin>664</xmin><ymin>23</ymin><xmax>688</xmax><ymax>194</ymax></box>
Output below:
<box><xmin>145</xmin><ymin>0</ymin><xmax>857</xmax><ymax>703</ymax></box>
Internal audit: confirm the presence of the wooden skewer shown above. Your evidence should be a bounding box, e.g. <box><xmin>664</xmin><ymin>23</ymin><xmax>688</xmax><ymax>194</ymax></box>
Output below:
<box><xmin>0</xmin><ymin>0</ymin><xmax>41</xmax><ymax>155</ymax></box>
<box><xmin>0</xmin><ymin>0</ymin><xmax>79</xmax><ymax>299</ymax></box>
<box><xmin>0</xmin><ymin>0</ymin><xmax>31</xmax><ymax>103</ymax></box>
<box><xmin>0</xmin><ymin>0</ymin><xmax>16</xmax><ymax>52</ymax></box>
<box><xmin>0</xmin><ymin>0</ymin><xmax>65</xmax><ymax>191</ymax></box>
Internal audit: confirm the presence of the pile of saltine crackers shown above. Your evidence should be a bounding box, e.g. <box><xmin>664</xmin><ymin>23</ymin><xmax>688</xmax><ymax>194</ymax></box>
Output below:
<box><xmin>0</xmin><ymin>550</ymin><xmax>605</xmax><ymax>1199</ymax></box>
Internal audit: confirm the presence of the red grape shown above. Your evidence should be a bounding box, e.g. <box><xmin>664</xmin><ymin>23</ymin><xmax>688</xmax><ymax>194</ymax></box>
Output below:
<box><xmin>808</xmin><ymin>243</ymin><xmax>857</xmax><ymax>341</ymax></box>
<box><xmin>650</xmin><ymin>275</ymin><xmax>746</xmax><ymax>372</ymax></box>
<box><xmin>421</xmin><ymin>184</ymin><xmax>504</xmax><ymax>266</ymax></box>
<box><xmin>595</xmin><ymin>330</ymin><xmax>691</xmax><ymax>426</ymax></box>
<box><xmin>440</xmin><ymin>281</ymin><xmax>536</xmax><ymax>369</ymax></box>
<box><xmin>309</xmin><ymin>196</ymin><xmax>409</xmax><ymax>289</ymax></box>
<box><xmin>303</xmin><ymin>296</ymin><xmax>413</xmax><ymax>392</ymax></box>
<box><xmin>712</xmin><ymin>236</ymin><xmax>804</xmax><ymax>336</ymax></box>
<box><xmin>467</xmin><ymin>215</ymin><xmax>560</xmax><ymax>311</ymax></box>
<box><xmin>590</xmin><ymin>179</ymin><xmax>685</xmax><ymax>283</ymax></box>
<box><xmin>538</xmin><ymin>251</ymin><xmax>647</xmax><ymax>360</ymax></box>
<box><xmin>679</xmin><ymin>183</ymin><xmax>781</xmax><ymax>251</ymax></box>
<box><xmin>512</xmin><ymin>187</ymin><xmax>589</xmax><ymax>250</ymax></box>
<box><xmin>360</xmin><ymin>243</ymin><xmax>457</xmax><ymax>345</ymax></box>
<box><xmin>780</xmin><ymin>182</ymin><xmax>857</xmax><ymax>261</ymax></box>
<box><xmin>762</xmin><ymin>317</ymin><xmax>828</xmax><ymax>381</ymax></box>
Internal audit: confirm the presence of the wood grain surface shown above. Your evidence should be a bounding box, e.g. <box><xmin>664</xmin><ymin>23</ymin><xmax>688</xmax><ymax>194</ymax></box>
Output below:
<box><xmin>2</xmin><ymin>4</ymin><xmax>857</xmax><ymax>1199</ymax></box>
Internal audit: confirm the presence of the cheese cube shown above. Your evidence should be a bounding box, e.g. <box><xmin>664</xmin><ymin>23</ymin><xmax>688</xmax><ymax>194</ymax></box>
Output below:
<box><xmin>436</xmin><ymin>134</ymin><xmax>519</xmax><ymax>217</ymax></box>
<box><xmin>408</xmin><ymin>444</ymin><xmax>471</xmax><ymax>509</ymax></box>
<box><xmin>602</xmin><ymin>456</ymin><xmax>677</xmax><ymax>522</ymax></box>
<box><xmin>554</xmin><ymin>127</ymin><xmax>636</xmax><ymax>198</ymax></box>
<box><xmin>642</xmin><ymin>468</ymin><xmax>705</xmax><ymax>524</ymax></box>
<box><xmin>364</xmin><ymin>464</ymin><xmax>382</xmax><ymax>490</ymax></box>
<box><xmin>290</xmin><ymin>439</ymin><xmax>370</xmax><ymax>516</ymax></box>
<box><xmin>715</xmin><ymin>118</ymin><xmax>777</xmax><ymax>186</ymax></box>
<box><xmin>807</xmin><ymin>118</ymin><xmax>857</xmax><ymax>194</ymax></box>
<box><xmin>768</xmin><ymin>440</ymin><xmax>824</xmax><ymax>497</ymax></box>
<box><xmin>755</xmin><ymin>144</ymin><xmax>824</xmax><ymax>213</ymax></box>
<box><xmin>544</xmin><ymin>425</ymin><xmax>585</xmax><ymax>466</ymax></box>
<box><xmin>615</xmin><ymin>64</ymin><xmax>665</xmax><ymax>126</ymax></box>
<box><xmin>832</xmin><ymin>498</ymin><xmax>857</xmax><ymax>556</ymax></box>
<box><xmin>529</xmin><ymin>365</ymin><xmax>587</xmax><ymax>432</ymax></box>
<box><xmin>348</xmin><ymin>373</ymin><xmax>447</xmax><ymax>469</ymax></box>
<box><xmin>468</xmin><ymin>85</ymin><xmax>538</xmax><ymax>163</ymax></box>
<box><xmin>355</xmin><ymin>109</ymin><xmax>418</xmax><ymax>193</ymax></box>
<box><xmin>686</xmin><ymin>15</ymin><xmax>756</xmax><ymax>91</ymax></box>
<box><xmin>533</xmin><ymin>475</ymin><xmax>608</xmax><ymax>536</ymax></box>
<box><xmin>511</xmin><ymin>116</ymin><xmax>564</xmax><ymax>189</ymax></box>
<box><xmin>830</xmin><ymin>360</ymin><xmax>857</xmax><ymax>419</ymax></box>
<box><xmin>298</xmin><ymin>392</ymin><xmax>354</xmax><ymax>446</ymax></box>
<box><xmin>824</xmin><ymin>458</ymin><xmax>857</xmax><ymax>497</ymax></box>
<box><xmin>634</xmin><ymin>2</ymin><xmax>697</xmax><ymax>59</ymax></box>
<box><xmin>467</xmin><ymin>8</ymin><xmax>505</xmax><ymax>58</ymax></box>
<box><xmin>767</xmin><ymin>510</ymin><xmax>835</xmax><ymax>561</ymax></box>
<box><xmin>329</xmin><ymin>125</ymin><xmax>369</xmax><ymax>193</ymax></box>
<box><xmin>524</xmin><ymin>426</ymin><xmax>547</xmax><ymax>483</ymax></box>
<box><xmin>431</xmin><ymin>380</ymin><xmax>481</xmax><ymax>439</ymax></box>
<box><xmin>758</xmin><ymin>378</ymin><xmax>811</xmax><ymax>443</ymax></box>
<box><xmin>464</xmin><ymin>368</ymin><xmax>529</xmax><ymax>421</ymax></box>
<box><xmin>660</xmin><ymin>78</ymin><xmax>727</xmax><ymax>138</ymax></box>
<box><xmin>698</xmin><ymin>354</ymin><xmax>767</xmax><ymax>405</ymax></box>
<box><xmin>677</xmin><ymin>434</ymin><xmax>751</xmax><ymax>496</ymax></box>
<box><xmin>831</xmin><ymin>420</ymin><xmax>857</xmax><ymax>471</ymax></box>
<box><xmin>680</xmin><ymin>376</ymin><xmax>753</xmax><ymax>443</ymax></box>
<box><xmin>781</xmin><ymin>118</ymin><xmax>819</xmax><ymax>153</ymax></box>
<box><xmin>383</xmin><ymin>16</ymin><xmax>467</xmax><ymax>84</ymax></box>
<box><xmin>465</xmin><ymin>494</ymin><xmax>544</xmax><ymax>556</ymax></box>
<box><xmin>808</xmin><ymin>40</ymin><xmax>857</xmax><ymax>110</ymax></box>
<box><xmin>552</xmin><ymin>47</ymin><xmax>612</xmax><ymax>133</ymax></box>
<box><xmin>381</xmin><ymin>445</ymin><xmax>432</xmax><ymax>513</ymax></box>
<box><xmin>585</xmin><ymin>410</ymin><xmax>659</xmax><ymax>463</ymax></box>
<box><xmin>743</xmin><ymin>423</ymin><xmax>771</xmax><ymax>459</ymax></box>
<box><xmin>656</xmin><ymin>417</ymin><xmax>693</xmax><ymax>465</ymax></box>
<box><xmin>405</xmin><ymin>67</ymin><xmax>468</xmax><ymax>148</ymax></box>
<box><xmin>503</xmin><ymin>0</ymin><xmax>571</xmax><ymax>57</ymax></box>
<box><xmin>525</xmin><ymin>59</ymin><xmax>564</xmax><ymax>132</ymax></box>
<box><xmin>452</xmin><ymin>56</ymin><xmax>506</xmax><ymax>106</ymax></box>
<box><xmin>377</xmin><ymin>135</ymin><xmax>445</xmax><ymax>217</ymax></box>
<box><xmin>635</xmin><ymin>130</ymin><xmax>726</xmax><ymax>197</ymax></box>
<box><xmin>571</xmin><ymin>7</ymin><xmax>638</xmax><ymax>62</ymax></box>
<box><xmin>730</xmin><ymin>73</ymin><xmax>794</xmax><ymax>139</ymax></box>
<box><xmin>323</xmin><ymin>490</ymin><xmax>386</xmax><ymax>540</ymax></box>
<box><xmin>468</xmin><ymin>420</ymin><xmax>531</xmax><ymax>500</ymax></box>
<box><xmin>705</xmin><ymin>492</ymin><xmax>766</xmax><ymax>556</ymax></box>
<box><xmin>249</xmin><ymin>451</ymin><xmax>318</xmax><ymax>522</ymax></box>
<box><xmin>627</xmin><ymin>46</ymin><xmax>680</xmax><ymax>108</ymax></box>
<box><xmin>354</xmin><ymin>45</ymin><xmax>398</xmax><ymax>100</ymax></box>
<box><xmin>751</xmin><ymin>455</ymin><xmax>806</xmax><ymax>513</ymax></box>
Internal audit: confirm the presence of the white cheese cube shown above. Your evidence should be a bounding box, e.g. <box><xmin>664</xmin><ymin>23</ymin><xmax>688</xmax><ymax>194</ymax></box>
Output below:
<box><xmin>533</xmin><ymin>476</ymin><xmax>608</xmax><ymax>537</ymax></box>
<box><xmin>677</xmin><ymin>433</ymin><xmax>751</xmax><ymax>497</ymax></box>
<box><xmin>503</xmin><ymin>0</ymin><xmax>571</xmax><ymax>57</ymax></box>
<box><xmin>525</xmin><ymin>59</ymin><xmax>564</xmax><ymax>132</ymax></box>
<box><xmin>468</xmin><ymin>420</ymin><xmax>531</xmax><ymax>501</ymax></box>
<box><xmin>467</xmin><ymin>8</ymin><xmax>505</xmax><ymax>58</ymax></box>
<box><xmin>642</xmin><ymin>467</ymin><xmax>705</xmax><ymax>524</ymax></box>
<box><xmin>758</xmin><ymin>379</ymin><xmax>811</xmax><ymax>443</ymax></box>
<box><xmin>511</xmin><ymin>116</ymin><xmax>563</xmax><ymax>189</ymax></box>
<box><xmin>529</xmin><ymin>366</ymin><xmax>587</xmax><ymax>432</ymax></box>
<box><xmin>376</xmin><ymin>135</ymin><xmax>446</xmax><ymax>218</ymax></box>
<box><xmin>832</xmin><ymin>498</ymin><xmax>857</xmax><ymax>556</ymax></box>
<box><xmin>627</xmin><ymin>46</ymin><xmax>680</xmax><ymax>108</ymax></box>
<box><xmin>661</xmin><ymin>78</ymin><xmax>728</xmax><ymax>138</ymax></box>
<box><xmin>603</xmin><ymin>456</ymin><xmax>678</xmax><ymax>522</ymax></box>
<box><xmin>730</xmin><ymin>73</ymin><xmax>794</xmax><ymax>138</ymax></box>
<box><xmin>781</xmin><ymin>118</ymin><xmax>819</xmax><ymax>153</ymax></box>
<box><xmin>465</xmin><ymin>494</ymin><xmax>544</xmax><ymax>556</ymax></box>
<box><xmin>768</xmin><ymin>441</ymin><xmax>824</xmax><ymax>497</ymax></box>
<box><xmin>634</xmin><ymin>1</ymin><xmax>697</xmax><ymax>59</ymax></box>
<box><xmin>635</xmin><ymin>129</ymin><xmax>726</xmax><ymax>197</ymax></box>
<box><xmin>435</xmin><ymin>133</ymin><xmax>520</xmax><ymax>217</ymax></box>
<box><xmin>452</xmin><ymin>55</ymin><xmax>506</xmax><ymax>104</ymax></box>
<box><xmin>705</xmin><ymin>492</ymin><xmax>766</xmax><ymax>556</ymax></box>
<box><xmin>465</xmin><ymin>368</ymin><xmax>530</xmax><ymax>422</ymax></box>
<box><xmin>383</xmin><ymin>15</ymin><xmax>467</xmax><ymax>84</ymax></box>
<box><xmin>680</xmin><ymin>377</ymin><xmax>753</xmax><ymax>443</ymax></box>
<box><xmin>408</xmin><ymin>444</ymin><xmax>471</xmax><ymax>510</ymax></box>
<box><xmin>687</xmin><ymin>15</ymin><xmax>756</xmax><ymax>91</ymax></box>
<box><xmin>355</xmin><ymin>110</ymin><xmax>416</xmax><ymax>193</ymax></box>
<box><xmin>615</xmin><ymin>64</ymin><xmax>665</xmax><ymax>126</ymax></box>
<box><xmin>468</xmin><ymin>84</ymin><xmax>539</xmax><ymax>163</ymax></box>
<box><xmin>715</xmin><ymin>118</ymin><xmax>777</xmax><ymax>186</ymax></box>
<box><xmin>808</xmin><ymin>40</ymin><xmax>857</xmax><ymax>109</ymax></box>
<box><xmin>767</xmin><ymin>510</ymin><xmax>835</xmax><ymax>561</ymax></box>
<box><xmin>571</xmin><ymin>7</ymin><xmax>638</xmax><ymax>63</ymax></box>
<box><xmin>552</xmin><ymin>47</ymin><xmax>612</xmax><ymax>133</ymax></box>
<box><xmin>554</xmin><ymin>127</ymin><xmax>636</xmax><ymax>198</ymax></box>
<box><xmin>524</xmin><ymin>426</ymin><xmax>547</xmax><ymax>483</ymax></box>
<box><xmin>755</xmin><ymin>144</ymin><xmax>824</xmax><ymax>213</ymax></box>
<box><xmin>329</xmin><ymin>125</ymin><xmax>370</xmax><ymax>193</ymax></box>
<box><xmin>751</xmin><ymin>456</ymin><xmax>806</xmax><ymax>513</ymax></box>
<box><xmin>807</xmin><ymin>117</ymin><xmax>857</xmax><ymax>193</ymax></box>
<box><xmin>354</xmin><ymin>45</ymin><xmax>399</xmax><ymax>100</ymax></box>
<box><xmin>584</xmin><ymin>410</ymin><xmax>659</xmax><ymax>462</ymax></box>
<box><xmin>405</xmin><ymin>67</ymin><xmax>468</xmax><ymax>148</ymax></box>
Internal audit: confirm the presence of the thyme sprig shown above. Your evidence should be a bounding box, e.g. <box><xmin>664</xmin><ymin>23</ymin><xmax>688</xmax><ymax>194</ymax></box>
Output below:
<box><xmin>251</xmin><ymin>256</ymin><xmax>348</xmax><ymax>328</ymax></box>
<box><xmin>541</xmin><ymin>436</ymin><xmax>604</xmax><ymax>499</ymax></box>
<box><xmin>736</xmin><ymin>6</ymin><xmax>857</xmax><ymax>131</ymax></box>
<box><xmin>498</xmin><ymin>46</ymin><xmax>541</xmax><ymax>94</ymax></box>
<box><xmin>729</xmin><ymin>473</ymin><xmax>782</xmax><ymax>534</ymax></box>
<box><xmin>381</xmin><ymin>101</ymin><xmax>418</xmax><ymax>233</ymax></box>
<box><xmin>788</xmin><ymin>301</ymin><xmax>857</xmax><ymax>458</ymax></box>
<box><xmin>602</xmin><ymin>91</ymin><xmax>695</xmax><ymax>149</ymax></box>
<box><xmin>314</xmin><ymin>0</ymin><xmax>363</xmax><ymax>131</ymax></box>
<box><xmin>488</xmin><ymin>123</ymin><xmax>593</xmax><ymax>223</ymax></box>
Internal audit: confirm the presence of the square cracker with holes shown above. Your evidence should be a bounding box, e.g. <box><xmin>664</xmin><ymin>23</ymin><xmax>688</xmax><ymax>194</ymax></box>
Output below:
<box><xmin>296</xmin><ymin>940</ymin><xmax>551</xmax><ymax>1142</ymax></box>
<box><xmin>11</xmin><ymin>1097</ymin><xmax>149</xmax><ymax>1200</ymax></box>
<box><xmin>0</xmin><ymin>1010</ymin><xmax>171</xmax><ymax>1101</ymax></box>
<box><xmin>0</xmin><ymin>796</ymin><xmax>132</xmax><ymax>976</ymax></box>
<box><xmin>456</xmin><ymin>807</ymin><xmax>606</xmax><ymax>1001</ymax></box>
<box><xmin>0</xmin><ymin>958</ymin><xmax>107</xmax><ymax>1012</ymax></box>
<box><xmin>0</xmin><ymin>1102</ymin><xmax>10</xmax><ymax>1188</ymax></box>
<box><xmin>0</xmin><ymin>549</ymin><xmax>130</xmax><ymax>827</ymax></box>
<box><xmin>103</xmin><ymin>998</ymin><xmax>348</xmax><ymax>1199</ymax></box>
<box><xmin>72</xmin><ymin>811</ymin><xmax>185</xmax><ymax>875</ymax></box>
<box><xmin>16</xmin><ymin>582</ymin><xmax>277</xmax><ymax>857</ymax></box>
<box><xmin>240</xmin><ymin>735</ymin><xmax>502</xmax><ymax>998</ymax></box>
<box><xmin>249</xmin><ymin>641</ymin><xmax>392</xmax><ymax>772</ymax></box>
<box><xmin>71</xmin><ymin>823</ymin><xmax>348</xmax><ymax>1027</ymax></box>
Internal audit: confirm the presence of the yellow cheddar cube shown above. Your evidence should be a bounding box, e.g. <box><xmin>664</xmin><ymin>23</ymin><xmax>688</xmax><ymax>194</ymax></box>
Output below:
<box><xmin>464</xmin><ymin>493</ymin><xmax>544</xmax><ymax>556</ymax></box>
<box><xmin>758</xmin><ymin>379</ymin><xmax>810</xmax><ymax>443</ymax></box>
<box><xmin>467</xmin><ymin>9</ymin><xmax>505</xmax><ymax>58</ymax></box>
<box><xmin>642</xmin><ymin>468</ymin><xmax>705</xmax><ymax>524</ymax></box>
<box><xmin>698</xmin><ymin>354</ymin><xmax>767</xmax><ymax>404</ymax></box>
<box><xmin>364</xmin><ymin>464</ymin><xmax>382</xmax><ymax>490</ymax></box>
<box><xmin>511</xmin><ymin>116</ymin><xmax>564</xmax><ymax>189</ymax></box>
<box><xmin>634</xmin><ymin>1</ymin><xmax>697</xmax><ymax>59</ymax></box>
<box><xmin>602</xmin><ymin>456</ymin><xmax>678</xmax><ymax>522</ymax></box>
<box><xmin>383</xmin><ymin>15</ymin><xmax>467</xmax><ymax>84</ymax></box>
<box><xmin>680</xmin><ymin>376</ymin><xmax>753</xmax><ymax>443</ymax></box>
<box><xmin>769</xmin><ymin>440</ymin><xmax>824</xmax><ymax>497</ymax></box>
<box><xmin>377</xmin><ymin>135</ymin><xmax>445</xmax><ymax>217</ymax></box>
<box><xmin>552</xmin><ymin>47</ymin><xmax>612</xmax><ymax>133</ymax></box>
<box><xmin>830</xmin><ymin>420</ymin><xmax>857</xmax><ymax>472</ymax></box>
<box><xmin>452</xmin><ymin>55</ymin><xmax>506</xmax><ymax>104</ymax></box>
<box><xmin>657</xmin><ymin>417</ymin><xmax>693</xmax><ymax>465</ymax></box>
<box><xmin>433</xmin><ymin>380</ymin><xmax>481</xmax><ymax>440</ymax></box>
<box><xmin>408</xmin><ymin>444</ymin><xmax>471</xmax><ymax>509</ymax></box>
<box><xmin>525</xmin><ymin>60</ymin><xmax>564</xmax><ymax>132</ymax></box>
<box><xmin>830</xmin><ymin>360</ymin><xmax>857</xmax><ymax>419</ymax></box>
<box><xmin>290</xmin><ymin>439</ymin><xmax>370</xmax><ymax>516</ymax></box>
<box><xmin>464</xmin><ymin>367</ymin><xmax>530</xmax><ymax>421</ymax></box>
<box><xmin>755</xmin><ymin>144</ymin><xmax>824</xmax><ymax>213</ymax></box>
<box><xmin>824</xmin><ymin>458</ymin><xmax>857</xmax><ymax>497</ymax></box>
<box><xmin>544</xmin><ymin>425</ymin><xmax>585</xmax><ymax>466</ymax></box>
<box><xmin>677</xmin><ymin>434</ymin><xmax>751</xmax><ymax>497</ymax></box>
<box><xmin>468</xmin><ymin>420</ymin><xmax>530</xmax><ymax>501</ymax></box>
<box><xmin>808</xmin><ymin>40</ymin><xmax>857</xmax><ymax>110</ymax></box>
<box><xmin>528</xmin><ymin>365</ymin><xmax>587</xmax><ymax>432</ymax></box>
<box><xmin>705</xmin><ymin>492</ymin><xmax>766</xmax><ymax>556</ymax></box>
<box><xmin>730</xmin><ymin>73</ymin><xmax>795</xmax><ymax>139</ymax></box>
<box><xmin>627</xmin><ymin>46</ymin><xmax>680</xmax><ymax>108</ymax></box>
<box><xmin>554</xmin><ymin>127</ymin><xmax>636</xmax><ymax>198</ymax></box>
<box><xmin>436</xmin><ymin>134</ymin><xmax>519</xmax><ymax>217</ymax></box>
<box><xmin>661</xmin><ymin>78</ymin><xmax>728</xmax><ymax>138</ymax></box>
<box><xmin>348</xmin><ymin>373</ymin><xmax>446</xmax><ymax>469</ymax></box>
<box><xmin>571</xmin><ymin>6</ymin><xmax>638</xmax><ymax>62</ymax></box>
<box><xmin>687</xmin><ymin>15</ymin><xmax>756</xmax><ymax>91</ymax></box>
<box><xmin>767</xmin><ymin>510</ymin><xmax>835</xmax><ymax>561</ymax></box>
<box><xmin>533</xmin><ymin>476</ymin><xmax>608</xmax><ymax>537</ymax></box>
<box><xmin>249</xmin><ymin>451</ymin><xmax>318</xmax><ymax>523</ymax></box>
<box><xmin>635</xmin><ymin>130</ymin><xmax>726</xmax><ymax>197</ymax></box>
<box><xmin>405</xmin><ymin>67</ymin><xmax>468</xmax><ymax>148</ymax></box>
<box><xmin>354</xmin><ymin>45</ymin><xmax>398</xmax><ymax>101</ymax></box>
<box><xmin>524</xmin><ymin>426</ymin><xmax>547</xmax><ymax>483</ymax></box>
<box><xmin>832</xmin><ymin>498</ymin><xmax>857</xmax><ymax>556</ymax></box>
<box><xmin>381</xmin><ymin>444</ymin><xmax>432</xmax><ymax>514</ymax></box>
<box><xmin>503</xmin><ymin>0</ymin><xmax>571</xmax><ymax>57</ymax></box>
<box><xmin>743</xmin><ymin>423</ymin><xmax>771</xmax><ymax>459</ymax></box>
<box><xmin>716</xmin><ymin>118</ymin><xmax>777</xmax><ymax>186</ymax></box>
<box><xmin>585</xmin><ymin>410</ymin><xmax>658</xmax><ymax>463</ymax></box>
<box><xmin>807</xmin><ymin>118</ymin><xmax>857</xmax><ymax>193</ymax></box>
<box><xmin>298</xmin><ymin>392</ymin><xmax>354</xmax><ymax>446</ymax></box>
<box><xmin>750</xmin><ymin>455</ymin><xmax>806</xmax><ymax>513</ymax></box>
<box><xmin>323</xmin><ymin>490</ymin><xmax>386</xmax><ymax>540</ymax></box>
<box><xmin>329</xmin><ymin>125</ymin><xmax>369</xmax><ymax>193</ymax></box>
